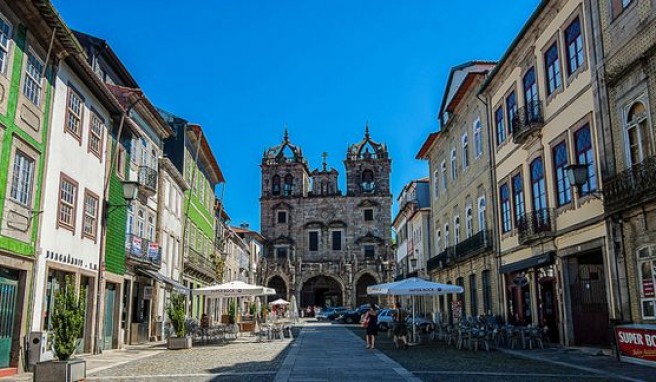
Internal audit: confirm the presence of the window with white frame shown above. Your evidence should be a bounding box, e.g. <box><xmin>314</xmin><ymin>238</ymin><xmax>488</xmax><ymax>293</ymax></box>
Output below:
<box><xmin>441</xmin><ymin>160</ymin><xmax>447</xmax><ymax>190</ymax></box>
<box><xmin>58</xmin><ymin>174</ymin><xmax>78</xmax><ymax>230</ymax></box>
<box><xmin>465</xmin><ymin>206</ymin><xmax>473</xmax><ymax>238</ymax></box>
<box><xmin>473</xmin><ymin>119</ymin><xmax>482</xmax><ymax>158</ymax></box>
<box><xmin>89</xmin><ymin>112</ymin><xmax>104</xmax><ymax>158</ymax></box>
<box><xmin>450</xmin><ymin>149</ymin><xmax>457</xmax><ymax>181</ymax></box>
<box><xmin>454</xmin><ymin>216</ymin><xmax>461</xmax><ymax>244</ymax></box>
<box><xmin>148</xmin><ymin>215</ymin><xmax>155</xmax><ymax>241</ymax></box>
<box><xmin>83</xmin><ymin>190</ymin><xmax>99</xmax><ymax>239</ymax></box>
<box><xmin>23</xmin><ymin>50</ymin><xmax>44</xmax><ymax>106</ymax></box>
<box><xmin>65</xmin><ymin>86</ymin><xmax>83</xmax><ymax>138</ymax></box>
<box><xmin>461</xmin><ymin>133</ymin><xmax>469</xmax><ymax>169</ymax></box>
<box><xmin>624</xmin><ymin>101</ymin><xmax>650</xmax><ymax>168</ymax></box>
<box><xmin>435</xmin><ymin>229</ymin><xmax>441</xmax><ymax>253</ymax></box>
<box><xmin>0</xmin><ymin>14</ymin><xmax>12</xmax><ymax>75</ymax></box>
<box><xmin>478</xmin><ymin>196</ymin><xmax>486</xmax><ymax>232</ymax></box>
<box><xmin>565</xmin><ymin>17</ymin><xmax>585</xmax><ymax>75</ymax></box>
<box><xmin>126</xmin><ymin>205</ymin><xmax>134</xmax><ymax>235</ymax></box>
<box><xmin>433</xmin><ymin>170</ymin><xmax>439</xmax><ymax>199</ymax></box>
<box><xmin>637</xmin><ymin>245</ymin><xmax>656</xmax><ymax>319</ymax></box>
<box><xmin>444</xmin><ymin>223</ymin><xmax>450</xmax><ymax>247</ymax></box>
<box><xmin>545</xmin><ymin>42</ymin><xmax>562</xmax><ymax>96</ymax></box>
<box><xmin>137</xmin><ymin>209</ymin><xmax>145</xmax><ymax>238</ymax></box>
<box><xmin>10</xmin><ymin>150</ymin><xmax>35</xmax><ymax>206</ymax></box>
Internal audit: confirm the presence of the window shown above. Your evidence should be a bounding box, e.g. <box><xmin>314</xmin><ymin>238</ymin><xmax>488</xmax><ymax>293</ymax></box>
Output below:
<box><xmin>565</xmin><ymin>17</ymin><xmax>585</xmax><ymax>75</ymax></box>
<box><xmin>625</xmin><ymin>102</ymin><xmax>651</xmax><ymax>167</ymax></box>
<box><xmin>512</xmin><ymin>174</ymin><xmax>525</xmax><ymax>224</ymax></box>
<box><xmin>10</xmin><ymin>150</ymin><xmax>35</xmax><ymax>206</ymax></box>
<box><xmin>531</xmin><ymin>158</ymin><xmax>548</xmax><ymax>212</ymax></box>
<box><xmin>277</xmin><ymin>210</ymin><xmax>288</xmax><ymax>224</ymax></box>
<box><xmin>148</xmin><ymin>216</ymin><xmax>155</xmax><ymax>241</ymax></box>
<box><xmin>444</xmin><ymin>224</ymin><xmax>450</xmax><ymax>247</ymax></box>
<box><xmin>435</xmin><ymin>229</ymin><xmax>441</xmax><ymax>253</ymax></box>
<box><xmin>364</xmin><ymin>209</ymin><xmax>374</xmax><ymax>221</ymax></box>
<box><xmin>545</xmin><ymin>42</ymin><xmax>562</xmax><ymax>95</ymax></box>
<box><xmin>441</xmin><ymin>160</ymin><xmax>447</xmax><ymax>190</ymax></box>
<box><xmin>116</xmin><ymin>146</ymin><xmax>126</xmax><ymax>179</ymax></box>
<box><xmin>58</xmin><ymin>174</ymin><xmax>78</xmax><ymax>230</ymax></box>
<box><xmin>83</xmin><ymin>190</ymin><xmax>99</xmax><ymax>239</ymax></box>
<box><xmin>575</xmin><ymin>124</ymin><xmax>597</xmax><ymax>195</ymax></box>
<box><xmin>506</xmin><ymin>92</ymin><xmax>517</xmax><ymax>134</ymax></box>
<box><xmin>482</xmin><ymin>270</ymin><xmax>492</xmax><ymax>315</ymax></box>
<box><xmin>553</xmin><ymin>142</ymin><xmax>572</xmax><ymax>206</ymax></box>
<box><xmin>450</xmin><ymin>149</ymin><xmax>457</xmax><ymax>181</ymax></box>
<box><xmin>361</xmin><ymin>170</ymin><xmax>375</xmax><ymax>193</ymax></box>
<box><xmin>473</xmin><ymin>119</ymin><xmax>482</xmax><ymax>158</ymax></box>
<box><xmin>461</xmin><ymin>133</ymin><xmax>469</xmax><ymax>169</ymax></box>
<box><xmin>454</xmin><ymin>216</ymin><xmax>461</xmax><ymax>244</ymax></box>
<box><xmin>469</xmin><ymin>274</ymin><xmax>478</xmax><ymax>317</ymax></box>
<box><xmin>638</xmin><ymin>246</ymin><xmax>656</xmax><ymax>319</ymax></box>
<box><xmin>283</xmin><ymin>174</ymin><xmax>293</xmax><ymax>196</ymax></box>
<box><xmin>332</xmin><ymin>230</ymin><xmax>342</xmax><ymax>251</ymax></box>
<box><xmin>500</xmin><ymin>183</ymin><xmax>511</xmax><ymax>233</ymax></box>
<box><xmin>23</xmin><ymin>50</ymin><xmax>44</xmax><ymax>106</ymax></box>
<box><xmin>137</xmin><ymin>209</ymin><xmax>145</xmax><ymax>238</ymax></box>
<box><xmin>65</xmin><ymin>86</ymin><xmax>83</xmax><ymax>138</ymax></box>
<box><xmin>275</xmin><ymin>246</ymin><xmax>288</xmax><ymax>259</ymax></box>
<box><xmin>465</xmin><ymin>207</ymin><xmax>473</xmax><ymax>238</ymax></box>
<box><xmin>89</xmin><ymin>112</ymin><xmax>104</xmax><ymax>158</ymax></box>
<box><xmin>433</xmin><ymin>170</ymin><xmax>439</xmax><ymax>199</ymax></box>
<box><xmin>309</xmin><ymin>231</ymin><xmax>319</xmax><ymax>251</ymax></box>
<box><xmin>478</xmin><ymin>197</ymin><xmax>486</xmax><ymax>232</ymax></box>
<box><xmin>456</xmin><ymin>277</ymin><xmax>466</xmax><ymax>316</ymax></box>
<box><xmin>126</xmin><ymin>206</ymin><xmax>134</xmax><ymax>235</ymax></box>
<box><xmin>0</xmin><ymin>15</ymin><xmax>11</xmax><ymax>74</ymax></box>
<box><xmin>495</xmin><ymin>106</ymin><xmax>506</xmax><ymax>148</ymax></box>
<box><xmin>363</xmin><ymin>245</ymin><xmax>375</xmax><ymax>258</ymax></box>
<box><xmin>523</xmin><ymin>68</ymin><xmax>539</xmax><ymax>121</ymax></box>
<box><xmin>272</xmin><ymin>175</ymin><xmax>281</xmax><ymax>196</ymax></box>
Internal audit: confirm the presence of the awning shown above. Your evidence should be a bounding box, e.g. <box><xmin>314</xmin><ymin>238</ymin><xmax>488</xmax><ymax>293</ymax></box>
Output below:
<box><xmin>137</xmin><ymin>268</ymin><xmax>190</xmax><ymax>295</ymax></box>
<box><xmin>499</xmin><ymin>251</ymin><xmax>555</xmax><ymax>274</ymax></box>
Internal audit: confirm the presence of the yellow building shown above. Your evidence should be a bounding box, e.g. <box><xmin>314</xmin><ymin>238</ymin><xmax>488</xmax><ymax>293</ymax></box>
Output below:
<box><xmin>480</xmin><ymin>0</ymin><xmax>610</xmax><ymax>346</ymax></box>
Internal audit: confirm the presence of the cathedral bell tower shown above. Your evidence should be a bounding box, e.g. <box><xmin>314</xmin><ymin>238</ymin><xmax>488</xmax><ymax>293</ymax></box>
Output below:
<box><xmin>344</xmin><ymin>124</ymin><xmax>392</xmax><ymax>197</ymax></box>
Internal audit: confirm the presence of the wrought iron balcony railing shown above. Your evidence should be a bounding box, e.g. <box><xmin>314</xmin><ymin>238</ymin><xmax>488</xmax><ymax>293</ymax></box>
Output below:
<box><xmin>603</xmin><ymin>156</ymin><xmax>656</xmax><ymax>214</ymax></box>
<box><xmin>138</xmin><ymin>166</ymin><xmax>158</xmax><ymax>194</ymax></box>
<box><xmin>185</xmin><ymin>247</ymin><xmax>216</xmax><ymax>281</ymax></box>
<box><xmin>517</xmin><ymin>208</ymin><xmax>556</xmax><ymax>245</ymax></box>
<box><xmin>426</xmin><ymin>230</ymin><xmax>492</xmax><ymax>273</ymax></box>
<box><xmin>511</xmin><ymin>100</ymin><xmax>544</xmax><ymax>144</ymax></box>
<box><xmin>125</xmin><ymin>234</ymin><xmax>161</xmax><ymax>269</ymax></box>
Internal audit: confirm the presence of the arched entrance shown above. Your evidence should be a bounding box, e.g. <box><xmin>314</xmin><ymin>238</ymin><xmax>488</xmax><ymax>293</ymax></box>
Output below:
<box><xmin>355</xmin><ymin>273</ymin><xmax>377</xmax><ymax>307</ymax></box>
<box><xmin>267</xmin><ymin>276</ymin><xmax>287</xmax><ymax>301</ymax></box>
<box><xmin>301</xmin><ymin>275</ymin><xmax>343</xmax><ymax>308</ymax></box>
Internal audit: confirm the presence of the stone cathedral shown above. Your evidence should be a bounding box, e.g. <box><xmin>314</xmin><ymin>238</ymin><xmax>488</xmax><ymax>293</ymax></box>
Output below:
<box><xmin>258</xmin><ymin>127</ymin><xmax>393</xmax><ymax>308</ymax></box>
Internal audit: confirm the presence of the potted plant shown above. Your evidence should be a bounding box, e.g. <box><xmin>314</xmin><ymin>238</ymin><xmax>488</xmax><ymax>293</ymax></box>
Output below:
<box><xmin>165</xmin><ymin>293</ymin><xmax>191</xmax><ymax>350</ymax></box>
<box><xmin>34</xmin><ymin>275</ymin><xmax>86</xmax><ymax>382</ymax></box>
<box><xmin>227</xmin><ymin>300</ymin><xmax>237</xmax><ymax>324</ymax></box>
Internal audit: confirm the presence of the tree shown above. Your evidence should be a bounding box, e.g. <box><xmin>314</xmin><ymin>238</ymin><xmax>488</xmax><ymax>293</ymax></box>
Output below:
<box><xmin>166</xmin><ymin>293</ymin><xmax>186</xmax><ymax>337</ymax></box>
<box><xmin>51</xmin><ymin>275</ymin><xmax>86</xmax><ymax>361</ymax></box>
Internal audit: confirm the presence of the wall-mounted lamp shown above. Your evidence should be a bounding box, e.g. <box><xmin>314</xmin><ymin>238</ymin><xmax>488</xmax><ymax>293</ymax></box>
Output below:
<box><xmin>565</xmin><ymin>164</ymin><xmax>602</xmax><ymax>199</ymax></box>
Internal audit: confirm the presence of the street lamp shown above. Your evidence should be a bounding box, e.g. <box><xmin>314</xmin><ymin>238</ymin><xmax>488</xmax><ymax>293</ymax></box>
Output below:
<box><xmin>410</xmin><ymin>257</ymin><xmax>417</xmax><ymax>270</ymax></box>
<box><xmin>565</xmin><ymin>164</ymin><xmax>602</xmax><ymax>199</ymax></box>
<box><xmin>105</xmin><ymin>180</ymin><xmax>140</xmax><ymax>216</ymax></box>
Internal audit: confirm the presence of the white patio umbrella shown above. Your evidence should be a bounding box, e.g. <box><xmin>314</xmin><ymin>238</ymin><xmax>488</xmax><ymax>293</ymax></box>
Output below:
<box><xmin>269</xmin><ymin>298</ymin><xmax>290</xmax><ymax>305</ymax></box>
<box><xmin>191</xmin><ymin>280</ymin><xmax>276</xmax><ymax>297</ymax></box>
<box><xmin>367</xmin><ymin>278</ymin><xmax>464</xmax><ymax>343</ymax></box>
<box><xmin>290</xmin><ymin>295</ymin><xmax>299</xmax><ymax>322</ymax></box>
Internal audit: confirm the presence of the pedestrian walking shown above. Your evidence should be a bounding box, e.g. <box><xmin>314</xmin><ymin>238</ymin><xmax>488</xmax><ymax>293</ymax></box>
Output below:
<box><xmin>363</xmin><ymin>303</ymin><xmax>378</xmax><ymax>349</ymax></box>
<box><xmin>392</xmin><ymin>302</ymin><xmax>408</xmax><ymax>349</ymax></box>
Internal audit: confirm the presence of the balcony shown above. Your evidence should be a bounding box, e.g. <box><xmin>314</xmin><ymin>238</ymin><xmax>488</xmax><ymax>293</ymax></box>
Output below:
<box><xmin>138</xmin><ymin>166</ymin><xmax>158</xmax><ymax>195</ymax></box>
<box><xmin>517</xmin><ymin>208</ymin><xmax>556</xmax><ymax>245</ymax></box>
<box><xmin>511</xmin><ymin>100</ymin><xmax>544</xmax><ymax>144</ymax></box>
<box><xmin>603</xmin><ymin>156</ymin><xmax>656</xmax><ymax>215</ymax></box>
<box><xmin>125</xmin><ymin>234</ymin><xmax>161</xmax><ymax>269</ymax></box>
<box><xmin>426</xmin><ymin>230</ymin><xmax>492</xmax><ymax>273</ymax></box>
<box><xmin>185</xmin><ymin>247</ymin><xmax>217</xmax><ymax>282</ymax></box>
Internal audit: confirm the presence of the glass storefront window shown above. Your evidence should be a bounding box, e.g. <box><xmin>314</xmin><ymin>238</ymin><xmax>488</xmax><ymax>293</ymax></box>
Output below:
<box><xmin>638</xmin><ymin>246</ymin><xmax>656</xmax><ymax>319</ymax></box>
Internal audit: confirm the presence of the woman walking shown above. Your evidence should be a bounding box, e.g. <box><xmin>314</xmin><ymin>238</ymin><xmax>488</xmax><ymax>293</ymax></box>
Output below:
<box><xmin>364</xmin><ymin>303</ymin><xmax>378</xmax><ymax>349</ymax></box>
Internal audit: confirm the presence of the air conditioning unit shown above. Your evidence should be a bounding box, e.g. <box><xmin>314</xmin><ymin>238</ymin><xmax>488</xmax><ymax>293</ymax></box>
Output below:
<box><xmin>27</xmin><ymin>332</ymin><xmax>54</xmax><ymax>370</ymax></box>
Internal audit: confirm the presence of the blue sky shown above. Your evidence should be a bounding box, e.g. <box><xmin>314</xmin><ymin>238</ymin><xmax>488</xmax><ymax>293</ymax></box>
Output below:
<box><xmin>53</xmin><ymin>0</ymin><xmax>538</xmax><ymax>231</ymax></box>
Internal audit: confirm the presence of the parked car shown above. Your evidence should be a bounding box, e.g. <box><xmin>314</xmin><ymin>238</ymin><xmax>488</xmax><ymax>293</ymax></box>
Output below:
<box><xmin>377</xmin><ymin>309</ymin><xmax>394</xmax><ymax>330</ymax></box>
<box><xmin>316</xmin><ymin>307</ymin><xmax>348</xmax><ymax>321</ymax></box>
<box><xmin>406</xmin><ymin>315</ymin><xmax>435</xmax><ymax>333</ymax></box>
<box><xmin>336</xmin><ymin>310</ymin><xmax>363</xmax><ymax>324</ymax></box>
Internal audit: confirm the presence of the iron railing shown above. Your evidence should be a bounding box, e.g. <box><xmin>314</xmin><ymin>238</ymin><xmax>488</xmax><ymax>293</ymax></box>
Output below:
<box><xmin>603</xmin><ymin>156</ymin><xmax>656</xmax><ymax>214</ymax></box>
<box><xmin>185</xmin><ymin>247</ymin><xmax>216</xmax><ymax>281</ymax></box>
<box><xmin>125</xmin><ymin>234</ymin><xmax>161</xmax><ymax>268</ymax></box>
<box><xmin>426</xmin><ymin>230</ymin><xmax>492</xmax><ymax>273</ymax></box>
<box><xmin>138</xmin><ymin>166</ymin><xmax>158</xmax><ymax>193</ymax></box>
<box><xmin>517</xmin><ymin>208</ymin><xmax>556</xmax><ymax>245</ymax></box>
<box><xmin>511</xmin><ymin>100</ymin><xmax>544</xmax><ymax>144</ymax></box>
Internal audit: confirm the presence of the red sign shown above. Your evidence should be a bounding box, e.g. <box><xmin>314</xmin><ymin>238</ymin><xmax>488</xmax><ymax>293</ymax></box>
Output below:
<box><xmin>643</xmin><ymin>280</ymin><xmax>654</xmax><ymax>298</ymax></box>
<box><xmin>615</xmin><ymin>325</ymin><xmax>656</xmax><ymax>367</ymax></box>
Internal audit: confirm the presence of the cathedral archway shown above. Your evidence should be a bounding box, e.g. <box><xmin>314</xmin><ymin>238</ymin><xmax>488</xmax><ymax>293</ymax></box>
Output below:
<box><xmin>267</xmin><ymin>276</ymin><xmax>287</xmax><ymax>301</ymax></box>
<box><xmin>301</xmin><ymin>275</ymin><xmax>343</xmax><ymax>308</ymax></box>
<box><xmin>355</xmin><ymin>273</ymin><xmax>378</xmax><ymax>307</ymax></box>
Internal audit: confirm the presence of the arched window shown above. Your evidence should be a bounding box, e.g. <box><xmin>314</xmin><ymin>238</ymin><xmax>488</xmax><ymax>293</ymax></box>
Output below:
<box><xmin>530</xmin><ymin>158</ymin><xmax>547</xmax><ymax>212</ymax></box>
<box><xmin>283</xmin><ymin>174</ymin><xmax>293</xmax><ymax>196</ymax></box>
<box><xmin>478</xmin><ymin>196</ymin><xmax>486</xmax><ymax>232</ymax></box>
<box><xmin>361</xmin><ymin>170</ymin><xmax>375</xmax><ymax>193</ymax></box>
<box><xmin>272</xmin><ymin>175</ymin><xmax>281</xmax><ymax>196</ymax></box>
<box><xmin>435</xmin><ymin>229</ymin><xmax>441</xmax><ymax>253</ymax></box>
<box><xmin>625</xmin><ymin>101</ymin><xmax>651</xmax><ymax>167</ymax></box>
<box><xmin>444</xmin><ymin>223</ymin><xmax>450</xmax><ymax>248</ymax></box>
<box><xmin>137</xmin><ymin>209</ymin><xmax>145</xmax><ymax>238</ymax></box>
<box><xmin>147</xmin><ymin>215</ymin><xmax>155</xmax><ymax>241</ymax></box>
<box><xmin>450</xmin><ymin>149</ymin><xmax>457</xmax><ymax>181</ymax></box>
<box><xmin>465</xmin><ymin>207</ymin><xmax>473</xmax><ymax>239</ymax></box>
<box><xmin>454</xmin><ymin>216</ymin><xmax>461</xmax><ymax>244</ymax></box>
<box><xmin>433</xmin><ymin>170</ymin><xmax>439</xmax><ymax>199</ymax></box>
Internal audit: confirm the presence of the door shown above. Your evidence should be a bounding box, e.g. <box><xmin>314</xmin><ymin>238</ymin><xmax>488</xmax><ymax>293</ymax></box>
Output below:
<box><xmin>569</xmin><ymin>252</ymin><xmax>610</xmax><ymax>346</ymax></box>
<box><xmin>76</xmin><ymin>277</ymin><xmax>91</xmax><ymax>354</ymax></box>
<box><xmin>539</xmin><ymin>279</ymin><xmax>559</xmax><ymax>343</ymax></box>
<box><xmin>104</xmin><ymin>284</ymin><xmax>116</xmax><ymax>350</ymax></box>
<box><xmin>0</xmin><ymin>276</ymin><xmax>18</xmax><ymax>368</ymax></box>
<box><xmin>523</xmin><ymin>67</ymin><xmax>539</xmax><ymax>122</ymax></box>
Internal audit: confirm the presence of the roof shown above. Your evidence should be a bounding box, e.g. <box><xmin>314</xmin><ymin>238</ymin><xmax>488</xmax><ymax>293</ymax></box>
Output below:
<box><xmin>72</xmin><ymin>30</ymin><xmax>140</xmax><ymax>88</ymax></box>
<box><xmin>479</xmin><ymin>0</ymin><xmax>549</xmax><ymax>94</ymax></box>
<box><xmin>231</xmin><ymin>227</ymin><xmax>266</xmax><ymax>243</ymax></box>
<box><xmin>187</xmin><ymin>124</ymin><xmax>225</xmax><ymax>184</ymax></box>
<box><xmin>438</xmin><ymin>61</ymin><xmax>495</xmax><ymax>125</ymax></box>
<box><xmin>415</xmin><ymin>132</ymin><xmax>439</xmax><ymax>160</ymax></box>
<box><xmin>106</xmin><ymin>85</ymin><xmax>173</xmax><ymax>138</ymax></box>
<box><xmin>215</xmin><ymin>199</ymin><xmax>231</xmax><ymax>221</ymax></box>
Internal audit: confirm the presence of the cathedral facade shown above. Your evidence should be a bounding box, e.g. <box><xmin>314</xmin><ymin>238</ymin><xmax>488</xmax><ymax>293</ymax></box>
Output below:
<box><xmin>258</xmin><ymin>128</ymin><xmax>393</xmax><ymax>308</ymax></box>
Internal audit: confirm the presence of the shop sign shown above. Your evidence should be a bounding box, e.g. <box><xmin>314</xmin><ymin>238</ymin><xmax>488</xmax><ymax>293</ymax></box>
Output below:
<box><xmin>147</xmin><ymin>242</ymin><xmax>160</xmax><ymax>259</ymax></box>
<box><xmin>131</xmin><ymin>236</ymin><xmax>142</xmax><ymax>257</ymax></box>
<box><xmin>615</xmin><ymin>324</ymin><xmax>656</xmax><ymax>367</ymax></box>
<box><xmin>512</xmin><ymin>275</ymin><xmax>528</xmax><ymax>287</ymax></box>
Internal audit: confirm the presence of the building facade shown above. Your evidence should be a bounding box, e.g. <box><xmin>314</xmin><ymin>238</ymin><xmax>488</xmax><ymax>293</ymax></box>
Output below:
<box><xmin>418</xmin><ymin>62</ymin><xmax>500</xmax><ymax>324</ymax></box>
<box><xmin>259</xmin><ymin>129</ymin><xmax>392</xmax><ymax>309</ymax></box>
<box><xmin>591</xmin><ymin>0</ymin><xmax>656</xmax><ymax>326</ymax></box>
<box><xmin>480</xmin><ymin>0</ymin><xmax>608</xmax><ymax>346</ymax></box>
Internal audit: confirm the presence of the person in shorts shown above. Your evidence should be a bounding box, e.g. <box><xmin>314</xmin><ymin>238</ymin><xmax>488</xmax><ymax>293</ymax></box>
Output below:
<box><xmin>392</xmin><ymin>303</ymin><xmax>408</xmax><ymax>349</ymax></box>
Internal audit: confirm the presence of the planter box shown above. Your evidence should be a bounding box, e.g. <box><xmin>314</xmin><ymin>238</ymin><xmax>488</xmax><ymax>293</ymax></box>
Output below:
<box><xmin>167</xmin><ymin>336</ymin><xmax>192</xmax><ymax>350</ymax></box>
<box><xmin>33</xmin><ymin>359</ymin><xmax>86</xmax><ymax>382</ymax></box>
